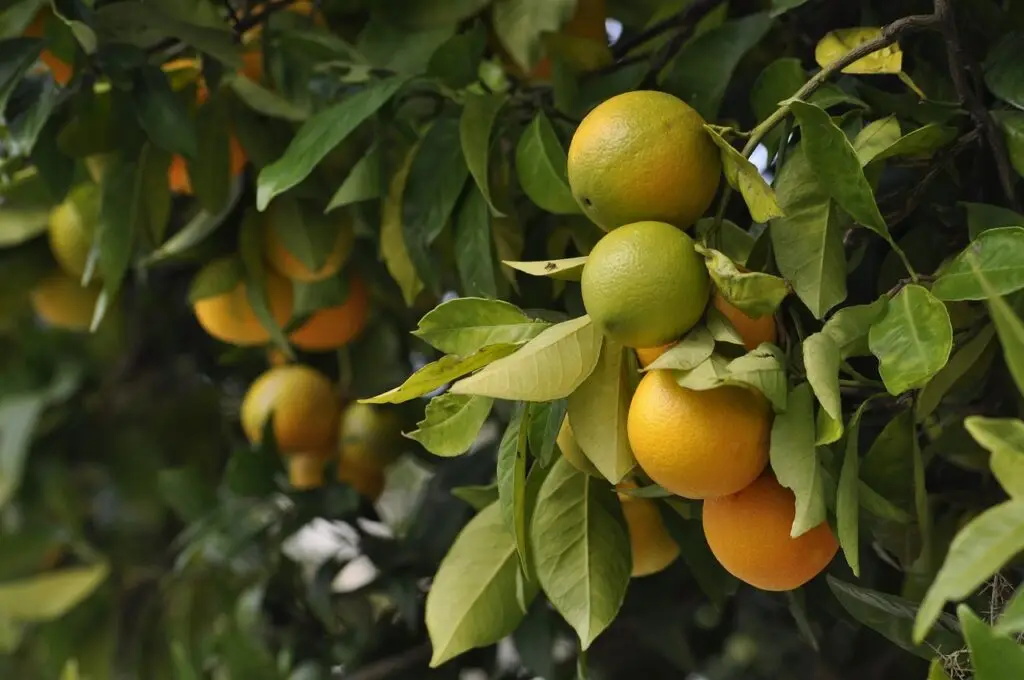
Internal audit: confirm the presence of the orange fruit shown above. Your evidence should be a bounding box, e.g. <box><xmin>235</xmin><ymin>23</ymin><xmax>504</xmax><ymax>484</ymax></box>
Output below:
<box><xmin>24</xmin><ymin>11</ymin><xmax>72</xmax><ymax>86</ymax></box>
<box><xmin>713</xmin><ymin>292</ymin><xmax>777</xmax><ymax>351</ymax></box>
<box><xmin>338</xmin><ymin>401</ymin><xmax>406</xmax><ymax>468</ymax></box>
<box><xmin>168</xmin><ymin>135</ymin><xmax>247</xmax><ymax>194</ymax></box>
<box><xmin>240</xmin><ymin>364</ymin><xmax>339</xmax><ymax>453</ymax></box>
<box><xmin>337</xmin><ymin>455</ymin><xmax>385</xmax><ymax>501</ymax></box>
<box><xmin>241</xmin><ymin>50</ymin><xmax>264</xmax><ymax>82</ymax></box>
<box><xmin>289</xmin><ymin>274</ymin><xmax>369</xmax><ymax>351</ymax></box>
<box><xmin>264</xmin><ymin>207</ymin><xmax>355</xmax><ymax>282</ymax></box>
<box><xmin>287</xmin><ymin>451</ymin><xmax>330</xmax><ymax>490</ymax></box>
<box><xmin>567</xmin><ymin>90</ymin><xmax>721</xmax><ymax>230</ymax></box>
<box><xmin>30</xmin><ymin>272</ymin><xmax>101</xmax><ymax>331</ymax></box>
<box><xmin>703</xmin><ymin>474</ymin><xmax>839</xmax><ymax>591</ymax></box>
<box><xmin>48</xmin><ymin>184</ymin><xmax>100</xmax><ymax>279</ymax></box>
<box><xmin>635</xmin><ymin>342</ymin><xmax>676</xmax><ymax>368</ymax></box>
<box><xmin>618</xmin><ymin>485</ymin><xmax>680</xmax><ymax>577</ymax></box>
<box><xmin>581</xmin><ymin>221</ymin><xmax>710</xmax><ymax>348</ymax></box>
<box><xmin>626</xmin><ymin>370</ymin><xmax>770</xmax><ymax>499</ymax></box>
<box><xmin>192</xmin><ymin>263</ymin><xmax>293</xmax><ymax>346</ymax></box>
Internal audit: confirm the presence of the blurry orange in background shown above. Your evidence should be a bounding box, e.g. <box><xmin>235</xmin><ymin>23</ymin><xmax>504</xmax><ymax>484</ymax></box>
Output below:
<box><xmin>168</xmin><ymin>135</ymin><xmax>248</xmax><ymax>195</ymax></box>
<box><xmin>23</xmin><ymin>9</ymin><xmax>72</xmax><ymax>85</ymax></box>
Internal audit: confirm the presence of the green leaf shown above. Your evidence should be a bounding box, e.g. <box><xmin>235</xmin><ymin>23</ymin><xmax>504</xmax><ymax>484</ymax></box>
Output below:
<box><xmin>491</xmin><ymin>0</ymin><xmax>577</xmax><ymax>71</ymax></box>
<box><xmin>0</xmin><ymin>175</ymin><xmax>53</xmax><ymax>248</ymax></box>
<box><xmin>145</xmin><ymin>181</ymin><xmax>241</xmax><ymax>263</ymax></box>
<box><xmin>497</xmin><ymin>405</ymin><xmax>530</xmax><ymax>569</ymax></box>
<box><xmin>816</xmin><ymin>408</ymin><xmax>843</xmax><ymax>446</ymax></box>
<box><xmin>914</xmin><ymin>499</ymin><xmax>1024</xmax><ymax>642</ymax></box>
<box><xmin>985</xmin><ymin>32</ymin><xmax>1024</xmax><ymax>110</ymax></box>
<box><xmin>93</xmin><ymin>2</ymin><xmax>240</xmax><ymax>66</ymax></box>
<box><xmin>356</xmin><ymin>18</ymin><xmax>454</xmax><ymax>75</ymax></box>
<box><xmin>852</xmin><ymin>116</ymin><xmax>901</xmax><ymax>165</ymax></box>
<box><xmin>917</xmin><ymin>325</ymin><xmax>996</xmax><ymax>422</ymax></box>
<box><xmin>644</xmin><ymin>326</ymin><xmax>714</xmax><ymax>371</ymax></box>
<box><xmin>961</xmin><ymin>202</ymin><xmax>1024</xmax><ymax>239</ymax></box>
<box><xmin>326</xmin><ymin>142</ymin><xmax>382</xmax><ymax>211</ymax></box>
<box><xmin>769</xmin><ymin>383</ymin><xmax>826</xmax><ymax>537</ymax></box>
<box><xmin>413</xmin><ymin>298</ymin><xmax>549</xmax><ymax>356</ymax></box>
<box><xmin>530</xmin><ymin>457</ymin><xmax>630</xmax><ymax>649</ymax></box>
<box><xmin>975</xmin><ymin>264</ymin><xmax>1024</xmax><ymax>396</ymax></box>
<box><xmin>8</xmin><ymin>78</ymin><xmax>61</xmax><ymax>158</ymax></box>
<box><xmin>871</xmin><ymin>123</ymin><xmax>957</xmax><ymax>163</ymax></box>
<box><xmin>362</xmin><ymin>344</ymin><xmax>521</xmax><ymax>405</ymax></box>
<box><xmin>237</xmin><ymin>210</ymin><xmax>292</xmax><ymax>357</ymax></box>
<box><xmin>451</xmin><ymin>484</ymin><xmax>500</xmax><ymax>510</ymax></box>
<box><xmin>660</xmin><ymin>13</ymin><xmax>773</xmax><ymax>121</ymax></box>
<box><xmin>380</xmin><ymin>148</ymin><xmax>424</xmax><ymax>306</ymax></box>
<box><xmin>706</xmin><ymin>305</ymin><xmax>746</xmax><ymax>346</ymax></box>
<box><xmin>822</xmin><ymin>298</ymin><xmax>888</xmax><ymax>358</ymax></box>
<box><xmin>868</xmin><ymin>285</ymin><xmax>953</xmax><ymax>395</ymax></box>
<box><xmin>94</xmin><ymin>159</ymin><xmax>143</xmax><ymax>327</ymax></box>
<box><xmin>933</xmin><ymin>228</ymin><xmax>1024</xmax><ymax>301</ymax></box>
<box><xmin>698</xmin><ymin>245</ymin><xmax>788</xmax><ymax>316</ymax></box>
<box><xmin>770</xmin><ymin>0</ymin><xmax>811</xmax><ymax>16</ymax></box>
<box><xmin>814</xmin><ymin>27</ymin><xmax>902</xmax><ymax>75</ymax></box>
<box><xmin>770</xmin><ymin>146</ymin><xmax>848</xmax><ymax>318</ymax></box>
<box><xmin>454</xmin><ymin>186</ymin><xmax>499</xmax><ymax>298</ymax></box>
<box><xmin>566</xmin><ymin>340</ymin><xmax>636</xmax><ymax>484</ymax></box>
<box><xmin>228</xmin><ymin>76</ymin><xmax>309</xmax><ymax>122</ymax></box>
<box><xmin>694</xmin><ymin>218</ymin><xmax>756</xmax><ymax>265</ymax></box>
<box><xmin>450</xmin><ymin>316</ymin><xmax>603</xmax><ymax>401</ymax></box>
<box><xmin>0</xmin><ymin>38</ymin><xmax>42</xmax><ymax>117</ymax></box>
<box><xmin>959</xmin><ymin>604</ymin><xmax>1024</xmax><ymax>679</ymax></box>
<box><xmin>460</xmin><ymin>93</ymin><xmax>507</xmax><ymax>215</ymax></box>
<box><xmin>702</xmin><ymin>126</ymin><xmax>783</xmax><ymax>222</ymax></box>
<box><xmin>515</xmin><ymin>112</ymin><xmax>579</xmax><ymax>215</ymax></box>
<box><xmin>503</xmin><ymin>256</ymin><xmax>587</xmax><ymax>280</ymax></box>
<box><xmin>964</xmin><ymin>416</ymin><xmax>1024</xmax><ymax>498</ymax></box>
<box><xmin>723</xmin><ymin>344</ymin><xmax>788</xmax><ymax>412</ymax></box>
<box><xmin>995</xmin><ymin>587</ymin><xmax>1024</xmax><ymax>635</ymax></box>
<box><xmin>130</xmin><ymin>66</ymin><xmax>197</xmax><ymax>158</ymax></box>
<box><xmin>750</xmin><ymin>57</ymin><xmax>806</xmax><ymax>159</ymax></box>
<box><xmin>188</xmin><ymin>97</ymin><xmax>232</xmax><ymax>214</ymax></box>
<box><xmin>428</xmin><ymin>21</ymin><xmax>487</xmax><ymax>88</ymax></box>
<box><xmin>788</xmin><ymin>100</ymin><xmax>889</xmax><ymax>240</ymax></box>
<box><xmin>257</xmin><ymin>78</ymin><xmax>406</xmax><ymax>210</ymax></box>
<box><xmin>0</xmin><ymin>563</ymin><xmax>108</xmax><ymax>622</ymax></box>
<box><xmin>837</xmin><ymin>402</ymin><xmax>868</xmax><ymax>577</ymax></box>
<box><xmin>0</xmin><ymin>394</ymin><xmax>45</xmax><ymax>509</ymax></box>
<box><xmin>407</xmin><ymin>393</ymin><xmax>494</xmax><ymax>457</ymax></box>
<box><xmin>860</xmin><ymin>409</ymin><xmax>915</xmax><ymax>512</ymax></box>
<box><xmin>527</xmin><ymin>400</ymin><xmax>567</xmax><ymax>467</ymax></box>
<box><xmin>827</xmin><ymin>577</ymin><xmax>963</xmax><ymax>659</ymax></box>
<box><xmin>426</xmin><ymin>502</ymin><xmax>535</xmax><ymax>667</ymax></box>
<box><xmin>803</xmin><ymin>332</ymin><xmax>841</xmax><ymax>421</ymax></box>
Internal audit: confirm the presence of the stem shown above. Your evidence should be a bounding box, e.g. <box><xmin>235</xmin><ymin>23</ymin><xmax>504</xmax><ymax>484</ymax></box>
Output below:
<box><xmin>775</xmin><ymin>116</ymin><xmax>794</xmax><ymax>172</ymax></box>
<box><xmin>890</xmin><ymin>240</ymin><xmax>920</xmax><ymax>282</ymax></box>
<box><xmin>840</xmin><ymin>361</ymin><xmax>884</xmax><ymax>388</ymax></box>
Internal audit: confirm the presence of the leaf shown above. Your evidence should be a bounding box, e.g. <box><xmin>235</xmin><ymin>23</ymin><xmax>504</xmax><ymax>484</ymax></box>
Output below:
<box><xmin>815</xmin><ymin>27</ymin><xmax>902</xmax><ymax>74</ymax></box>
<box><xmin>917</xmin><ymin>325</ymin><xmax>996</xmax><ymax>422</ymax></box>
<box><xmin>769</xmin><ymin>383</ymin><xmax>826</xmax><ymax>537</ymax></box>
<box><xmin>698</xmin><ymin>245</ymin><xmax>788</xmax><ymax>316</ymax></box>
<box><xmin>803</xmin><ymin>332</ymin><xmax>841</xmax><ymax>420</ymax></box>
<box><xmin>961</xmin><ymin>202</ymin><xmax>1024</xmax><ymax>239</ymax></box>
<box><xmin>751</xmin><ymin>57</ymin><xmax>806</xmax><ymax>158</ymax></box>
<box><xmin>724</xmin><ymin>344</ymin><xmax>789</xmax><ymax>412</ymax></box>
<box><xmin>0</xmin><ymin>563</ymin><xmax>108</xmax><ymax>622</ymax></box>
<box><xmin>527</xmin><ymin>400</ymin><xmax>567</xmax><ymax>467</ymax></box>
<box><xmin>660</xmin><ymin>12</ymin><xmax>773</xmax><ymax>121</ymax></box>
<box><xmin>145</xmin><ymin>180</ymin><xmax>242</xmax><ymax>262</ymax></box>
<box><xmin>406</xmin><ymin>393</ymin><xmax>494</xmax><ymax>457</ymax></box>
<box><xmin>837</xmin><ymin>402</ymin><xmax>867</xmax><ymax>577</ymax></box>
<box><xmin>515</xmin><ymin>112</ymin><xmax>579</xmax><ymax>215</ymax></box>
<box><xmin>188</xmin><ymin>97</ymin><xmax>231</xmax><ymax>214</ymax></box>
<box><xmin>0</xmin><ymin>394</ymin><xmax>45</xmax><ymax>509</ymax></box>
<box><xmin>702</xmin><ymin>125</ymin><xmax>783</xmax><ymax>222</ymax></box>
<box><xmin>0</xmin><ymin>38</ymin><xmax>42</xmax><ymax>117</ymax></box>
<box><xmin>996</xmin><ymin>587</ymin><xmax>1024</xmax><ymax>635</ymax></box>
<box><xmin>450</xmin><ymin>316</ymin><xmax>603</xmax><ymax>401</ymax></box>
<box><xmin>460</xmin><ymin>93</ymin><xmax>506</xmax><ymax>215</ymax></box>
<box><xmin>964</xmin><ymin>416</ymin><xmax>1024</xmax><ymax>498</ymax></box>
<box><xmin>861</xmin><ymin>409</ymin><xmax>915</xmax><ymax>511</ymax></box>
<box><xmin>491</xmin><ymin>0</ymin><xmax>577</xmax><ymax>71</ymax></box>
<box><xmin>914</xmin><ymin>499</ymin><xmax>1024</xmax><ymax>642</ymax></box>
<box><xmin>852</xmin><ymin>117</ymin><xmax>901</xmax><ymax>165</ymax></box>
<box><xmin>694</xmin><ymin>218</ymin><xmax>756</xmax><ymax>265</ymax></box>
<box><xmin>326</xmin><ymin>142</ymin><xmax>382</xmax><ymax>212</ymax></box>
<box><xmin>257</xmin><ymin>78</ymin><xmax>406</xmax><ymax>210</ymax></box>
<box><xmin>985</xmin><ymin>32</ymin><xmax>1024</xmax><ymax>111</ymax></box>
<box><xmin>788</xmin><ymin>100</ymin><xmax>889</xmax><ymax>239</ymax></box>
<box><xmin>94</xmin><ymin>159</ymin><xmax>143</xmax><ymax>327</ymax></box>
<box><xmin>362</xmin><ymin>344</ymin><xmax>521</xmax><ymax>405</ymax></box>
<box><xmin>566</xmin><ymin>340</ymin><xmax>636</xmax><ymax>483</ymax></box>
<box><xmin>976</xmin><ymin>266</ymin><xmax>1024</xmax><ymax>397</ymax></box>
<box><xmin>771</xmin><ymin>0</ymin><xmax>811</xmax><ymax>16</ymax></box>
<box><xmin>503</xmin><ymin>257</ymin><xmax>587</xmax><ymax>281</ymax></box>
<box><xmin>428</xmin><ymin>21</ymin><xmax>487</xmax><ymax>88</ymax></box>
<box><xmin>868</xmin><ymin>285</ymin><xmax>953</xmax><ymax>395</ymax></box>
<box><xmin>237</xmin><ymin>210</ymin><xmax>292</xmax><ymax>357</ymax></box>
<box><xmin>413</xmin><ymin>298</ymin><xmax>549</xmax><ymax>356</ymax></box>
<box><xmin>871</xmin><ymin>123</ymin><xmax>957</xmax><ymax>163</ymax></box>
<box><xmin>451</xmin><ymin>484</ymin><xmax>500</xmax><ymax>510</ymax></box>
<box><xmin>823</xmin><ymin>298</ymin><xmax>888</xmax><ymax>358</ymax></box>
<box><xmin>827</xmin><ymin>577</ymin><xmax>963</xmax><ymax>659</ymax></box>
<box><xmin>530</xmin><ymin>458</ymin><xmax>630</xmax><ymax>649</ymax></box>
<box><xmin>425</xmin><ymin>502</ymin><xmax>535</xmax><ymax>667</ymax></box>
<box><xmin>959</xmin><ymin>604</ymin><xmax>1024</xmax><ymax>679</ymax></box>
<box><xmin>706</xmin><ymin>306</ymin><xmax>746</xmax><ymax>346</ymax></box>
<box><xmin>380</xmin><ymin>147</ymin><xmax>424</xmax><ymax>305</ymax></box>
<box><xmin>933</xmin><ymin>228</ymin><xmax>1024</xmax><ymax>301</ymax></box>
<box><xmin>129</xmin><ymin>66</ymin><xmax>197</xmax><ymax>158</ymax></box>
<box><xmin>93</xmin><ymin>2</ymin><xmax>240</xmax><ymax>66</ymax></box>
<box><xmin>770</xmin><ymin>146</ymin><xmax>848</xmax><ymax>318</ymax></box>
<box><xmin>816</xmin><ymin>408</ymin><xmax>843</xmax><ymax>446</ymax></box>
<box><xmin>497</xmin><ymin>406</ymin><xmax>530</xmax><ymax>568</ymax></box>
<box><xmin>357</xmin><ymin>17</ymin><xmax>454</xmax><ymax>74</ymax></box>
<box><xmin>228</xmin><ymin>76</ymin><xmax>309</xmax><ymax>122</ymax></box>
<box><xmin>454</xmin><ymin>186</ymin><xmax>498</xmax><ymax>298</ymax></box>
<box><xmin>644</xmin><ymin>326</ymin><xmax>714</xmax><ymax>371</ymax></box>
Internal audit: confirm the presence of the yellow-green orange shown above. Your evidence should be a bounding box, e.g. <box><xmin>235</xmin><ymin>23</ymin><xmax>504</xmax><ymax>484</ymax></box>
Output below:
<box><xmin>703</xmin><ymin>474</ymin><xmax>838</xmax><ymax>591</ymax></box>
<box><xmin>556</xmin><ymin>418</ymin><xmax>599</xmax><ymax>476</ymax></box>
<box><xmin>48</xmin><ymin>184</ymin><xmax>100</xmax><ymax>279</ymax></box>
<box><xmin>339</xmin><ymin>402</ymin><xmax>406</xmax><ymax>468</ymax></box>
<box><xmin>567</xmin><ymin>90</ymin><xmax>721</xmax><ymax>230</ymax></box>
<box><xmin>618</xmin><ymin>488</ymin><xmax>680</xmax><ymax>577</ymax></box>
<box><xmin>30</xmin><ymin>273</ymin><xmax>101</xmax><ymax>331</ymax></box>
<box><xmin>241</xmin><ymin>365</ymin><xmax>339</xmax><ymax>453</ymax></box>
<box><xmin>627</xmin><ymin>370</ymin><xmax>770</xmax><ymax>499</ymax></box>
<box><xmin>713</xmin><ymin>292</ymin><xmax>777</xmax><ymax>351</ymax></box>
<box><xmin>264</xmin><ymin>207</ymin><xmax>355</xmax><ymax>282</ymax></box>
<box><xmin>581</xmin><ymin>221</ymin><xmax>710</xmax><ymax>348</ymax></box>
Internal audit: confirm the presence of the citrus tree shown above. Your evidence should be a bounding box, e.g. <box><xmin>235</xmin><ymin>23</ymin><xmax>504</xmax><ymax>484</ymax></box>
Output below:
<box><xmin>2</xmin><ymin>0</ymin><xmax>1024</xmax><ymax>678</ymax></box>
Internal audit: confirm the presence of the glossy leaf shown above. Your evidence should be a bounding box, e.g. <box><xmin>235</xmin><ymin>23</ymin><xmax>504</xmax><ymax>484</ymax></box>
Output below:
<box><xmin>414</xmin><ymin>298</ymin><xmax>548</xmax><ymax>356</ymax></box>
<box><xmin>852</xmin><ymin>117</ymin><xmax>901</xmax><ymax>165</ymax></box>
<box><xmin>515</xmin><ymin>112</ymin><xmax>579</xmax><ymax>215</ymax></box>
<box><xmin>407</xmin><ymin>393</ymin><xmax>494</xmax><ymax>457</ymax></box>
<box><xmin>933</xmin><ymin>228</ymin><xmax>1024</xmax><ymax>301</ymax></box>
<box><xmin>750</xmin><ymin>57</ymin><xmax>806</xmax><ymax>158</ymax></box>
<box><xmin>803</xmin><ymin>332</ymin><xmax>841</xmax><ymax>421</ymax></box>
<box><xmin>769</xmin><ymin>383</ymin><xmax>826</xmax><ymax>537</ymax></box>
<box><xmin>964</xmin><ymin>416</ymin><xmax>1024</xmax><ymax>498</ymax></box>
<box><xmin>460</xmin><ymin>93</ymin><xmax>507</xmax><ymax>215</ymax></box>
<box><xmin>961</xmin><ymin>202</ymin><xmax>1024</xmax><ymax>239</ymax></box>
<box><xmin>326</xmin><ymin>142</ymin><xmax>382</xmax><ymax>211</ymax></box>
<box><xmin>973</xmin><ymin>266</ymin><xmax>1024</xmax><ymax>396</ymax></box>
<box><xmin>868</xmin><ymin>285</ymin><xmax>953</xmax><ymax>395</ymax></box>
<box><xmin>454</xmin><ymin>186</ymin><xmax>499</xmax><ymax>298</ymax></box>
<box><xmin>822</xmin><ymin>298</ymin><xmax>888</xmax><ymax>358</ymax></box>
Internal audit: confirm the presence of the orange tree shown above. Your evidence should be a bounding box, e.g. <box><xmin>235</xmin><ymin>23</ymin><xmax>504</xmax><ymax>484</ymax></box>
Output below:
<box><xmin>2</xmin><ymin>0</ymin><xmax>1024</xmax><ymax>678</ymax></box>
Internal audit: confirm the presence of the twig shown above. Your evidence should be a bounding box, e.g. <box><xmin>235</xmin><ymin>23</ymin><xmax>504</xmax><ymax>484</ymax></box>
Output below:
<box><xmin>934</xmin><ymin>0</ymin><xmax>1021</xmax><ymax>212</ymax></box>
<box><xmin>611</xmin><ymin>0</ymin><xmax>723</xmax><ymax>58</ymax></box>
<box><xmin>334</xmin><ymin>643</ymin><xmax>431</xmax><ymax>680</ymax></box>
<box><xmin>883</xmin><ymin>129</ymin><xmax>981</xmax><ymax>225</ymax></box>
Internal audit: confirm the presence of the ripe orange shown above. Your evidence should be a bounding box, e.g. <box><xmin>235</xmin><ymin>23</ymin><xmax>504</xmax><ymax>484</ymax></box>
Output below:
<box><xmin>556</xmin><ymin>418</ymin><xmax>599</xmax><ymax>476</ymax></box>
<box><xmin>618</xmin><ymin>485</ymin><xmax>680</xmax><ymax>577</ymax></box>
<box><xmin>635</xmin><ymin>342</ymin><xmax>676</xmax><ymax>368</ymax></box>
<box><xmin>567</xmin><ymin>90</ymin><xmax>721</xmax><ymax>230</ymax></box>
<box><xmin>48</xmin><ymin>184</ymin><xmax>100</xmax><ymax>279</ymax></box>
<box><xmin>627</xmin><ymin>370</ymin><xmax>770</xmax><ymax>499</ymax></box>
<box><xmin>30</xmin><ymin>272</ymin><xmax>101</xmax><ymax>331</ymax></box>
<box><xmin>287</xmin><ymin>451</ymin><xmax>330</xmax><ymax>490</ymax></box>
<box><xmin>24</xmin><ymin>11</ymin><xmax>72</xmax><ymax>85</ymax></box>
<box><xmin>703</xmin><ymin>474</ymin><xmax>839</xmax><ymax>591</ymax></box>
<box><xmin>240</xmin><ymin>364</ymin><xmax>339</xmax><ymax>453</ymax></box>
<box><xmin>581</xmin><ymin>221</ymin><xmax>710</xmax><ymax>348</ymax></box>
<box><xmin>264</xmin><ymin>207</ymin><xmax>355</xmax><ymax>282</ymax></box>
<box><xmin>168</xmin><ymin>135</ymin><xmax>247</xmax><ymax>194</ymax></box>
<box><xmin>713</xmin><ymin>292</ymin><xmax>777</xmax><ymax>351</ymax></box>
<box><xmin>337</xmin><ymin>454</ymin><xmax>386</xmax><ymax>501</ymax></box>
<box><xmin>289</xmin><ymin>274</ymin><xmax>368</xmax><ymax>351</ymax></box>
<box><xmin>192</xmin><ymin>263</ymin><xmax>293</xmax><ymax>346</ymax></box>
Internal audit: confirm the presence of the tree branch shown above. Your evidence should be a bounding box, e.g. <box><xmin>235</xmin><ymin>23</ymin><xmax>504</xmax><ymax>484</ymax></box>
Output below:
<box><xmin>334</xmin><ymin>643</ymin><xmax>432</xmax><ymax>680</ymax></box>
<box><xmin>934</xmin><ymin>0</ymin><xmax>1021</xmax><ymax>212</ymax></box>
<box><xmin>610</xmin><ymin>0</ymin><xmax>723</xmax><ymax>59</ymax></box>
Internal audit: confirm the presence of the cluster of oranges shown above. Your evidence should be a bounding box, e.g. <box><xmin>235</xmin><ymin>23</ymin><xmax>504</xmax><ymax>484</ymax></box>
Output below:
<box><xmin>561</xmin><ymin>90</ymin><xmax>838</xmax><ymax>591</ymax></box>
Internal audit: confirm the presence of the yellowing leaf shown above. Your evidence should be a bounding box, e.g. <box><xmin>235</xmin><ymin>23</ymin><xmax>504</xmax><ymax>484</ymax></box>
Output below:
<box><xmin>406</xmin><ymin>393</ymin><xmax>494</xmax><ymax>457</ymax></box>
<box><xmin>502</xmin><ymin>256</ymin><xmax>587</xmax><ymax>281</ymax></box>
<box><xmin>703</xmin><ymin>125</ymin><xmax>783</xmax><ymax>222</ymax></box>
<box><xmin>362</xmin><ymin>344</ymin><xmax>520</xmax><ymax>404</ymax></box>
<box><xmin>380</xmin><ymin>148</ymin><xmax>424</xmax><ymax>306</ymax></box>
<box><xmin>450</xmin><ymin>316</ymin><xmax>603</xmax><ymax>401</ymax></box>
<box><xmin>698</xmin><ymin>245</ymin><xmax>789</xmax><ymax>317</ymax></box>
<box><xmin>814</xmin><ymin>27</ymin><xmax>902</xmax><ymax>75</ymax></box>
